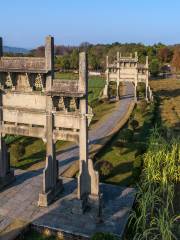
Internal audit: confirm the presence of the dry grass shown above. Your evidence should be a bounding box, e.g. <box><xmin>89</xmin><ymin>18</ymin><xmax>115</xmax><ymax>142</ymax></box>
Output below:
<box><xmin>150</xmin><ymin>78</ymin><xmax>180</xmax><ymax>130</ymax></box>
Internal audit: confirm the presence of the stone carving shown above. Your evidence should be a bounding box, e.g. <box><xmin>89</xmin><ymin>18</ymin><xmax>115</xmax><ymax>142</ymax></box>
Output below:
<box><xmin>5</xmin><ymin>73</ymin><xmax>13</xmax><ymax>89</ymax></box>
<box><xmin>34</xmin><ymin>74</ymin><xmax>44</xmax><ymax>91</ymax></box>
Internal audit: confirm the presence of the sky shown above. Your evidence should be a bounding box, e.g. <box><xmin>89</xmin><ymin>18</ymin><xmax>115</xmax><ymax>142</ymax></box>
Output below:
<box><xmin>1</xmin><ymin>0</ymin><xmax>180</xmax><ymax>48</ymax></box>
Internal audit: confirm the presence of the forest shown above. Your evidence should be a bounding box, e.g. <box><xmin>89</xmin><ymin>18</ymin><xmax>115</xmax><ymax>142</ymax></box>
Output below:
<box><xmin>6</xmin><ymin>42</ymin><xmax>180</xmax><ymax>76</ymax></box>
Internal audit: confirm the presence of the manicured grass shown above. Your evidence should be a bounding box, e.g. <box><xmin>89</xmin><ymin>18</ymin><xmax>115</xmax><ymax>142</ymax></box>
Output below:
<box><xmin>95</xmin><ymin>101</ymin><xmax>155</xmax><ymax>186</ymax></box>
<box><xmin>9</xmin><ymin>137</ymin><xmax>69</xmax><ymax>169</ymax></box>
<box><xmin>90</xmin><ymin>100</ymin><xmax>117</xmax><ymax>127</ymax></box>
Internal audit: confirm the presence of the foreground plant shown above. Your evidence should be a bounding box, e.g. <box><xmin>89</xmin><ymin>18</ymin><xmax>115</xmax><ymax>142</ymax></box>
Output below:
<box><xmin>128</xmin><ymin>128</ymin><xmax>180</xmax><ymax>240</ymax></box>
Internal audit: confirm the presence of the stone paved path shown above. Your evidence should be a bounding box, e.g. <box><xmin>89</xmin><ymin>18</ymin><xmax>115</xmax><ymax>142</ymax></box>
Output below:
<box><xmin>0</xmin><ymin>169</ymin><xmax>135</xmax><ymax>239</ymax></box>
<box><xmin>57</xmin><ymin>82</ymin><xmax>134</xmax><ymax>174</ymax></box>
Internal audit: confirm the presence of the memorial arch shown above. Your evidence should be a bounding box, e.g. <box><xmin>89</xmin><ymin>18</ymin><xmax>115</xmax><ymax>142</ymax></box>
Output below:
<box><xmin>0</xmin><ymin>36</ymin><xmax>99</xmax><ymax>210</ymax></box>
<box><xmin>103</xmin><ymin>52</ymin><xmax>153</xmax><ymax>101</ymax></box>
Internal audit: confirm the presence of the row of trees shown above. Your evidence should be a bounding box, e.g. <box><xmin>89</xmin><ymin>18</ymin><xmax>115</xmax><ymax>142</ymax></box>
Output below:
<box><xmin>12</xmin><ymin>42</ymin><xmax>180</xmax><ymax>76</ymax></box>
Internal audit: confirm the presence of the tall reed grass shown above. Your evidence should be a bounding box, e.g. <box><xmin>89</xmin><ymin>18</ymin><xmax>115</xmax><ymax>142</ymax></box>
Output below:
<box><xmin>129</xmin><ymin>128</ymin><xmax>180</xmax><ymax>240</ymax></box>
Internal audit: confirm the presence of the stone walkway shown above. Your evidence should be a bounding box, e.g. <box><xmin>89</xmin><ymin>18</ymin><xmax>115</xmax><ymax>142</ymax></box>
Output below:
<box><xmin>0</xmin><ymin>169</ymin><xmax>135</xmax><ymax>239</ymax></box>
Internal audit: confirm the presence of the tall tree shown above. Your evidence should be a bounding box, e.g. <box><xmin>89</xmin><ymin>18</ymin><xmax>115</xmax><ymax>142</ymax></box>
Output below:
<box><xmin>158</xmin><ymin>47</ymin><xmax>173</xmax><ymax>63</ymax></box>
<box><xmin>171</xmin><ymin>47</ymin><xmax>180</xmax><ymax>72</ymax></box>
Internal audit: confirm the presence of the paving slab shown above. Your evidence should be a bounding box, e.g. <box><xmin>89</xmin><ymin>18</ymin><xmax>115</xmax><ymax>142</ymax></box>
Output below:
<box><xmin>0</xmin><ymin>169</ymin><xmax>135</xmax><ymax>239</ymax></box>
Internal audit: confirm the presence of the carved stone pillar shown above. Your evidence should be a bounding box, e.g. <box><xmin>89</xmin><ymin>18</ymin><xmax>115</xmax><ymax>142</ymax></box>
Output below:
<box><xmin>103</xmin><ymin>56</ymin><xmax>109</xmax><ymax>98</ymax></box>
<box><xmin>116</xmin><ymin>52</ymin><xmax>120</xmax><ymax>100</ymax></box>
<box><xmin>45</xmin><ymin>36</ymin><xmax>54</xmax><ymax>92</ymax></box>
<box><xmin>38</xmin><ymin>95</ymin><xmax>63</xmax><ymax>207</ymax></box>
<box><xmin>0</xmin><ymin>90</ymin><xmax>14</xmax><ymax>189</ymax></box>
<box><xmin>134</xmin><ymin>71</ymin><xmax>138</xmax><ymax>102</ymax></box>
<box><xmin>145</xmin><ymin>56</ymin><xmax>149</xmax><ymax>101</ymax></box>
<box><xmin>77</xmin><ymin>52</ymin><xmax>100</xmax><ymax>215</ymax></box>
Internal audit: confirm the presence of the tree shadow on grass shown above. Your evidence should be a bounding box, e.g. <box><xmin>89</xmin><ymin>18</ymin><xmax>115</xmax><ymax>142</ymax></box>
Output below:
<box><xmin>102</xmin><ymin>161</ymin><xmax>134</xmax><ymax>186</ymax></box>
<box><xmin>155</xmin><ymin>89</ymin><xmax>180</xmax><ymax>98</ymax></box>
<box><xmin>15</xmin><ymin>150</ymin><xmax>46</xmax><ymax>170</ymax></box>
<box><xmin>20</xmin><ymin>137</ymin><xmax>37</xmax><ymax>147</ymax></box>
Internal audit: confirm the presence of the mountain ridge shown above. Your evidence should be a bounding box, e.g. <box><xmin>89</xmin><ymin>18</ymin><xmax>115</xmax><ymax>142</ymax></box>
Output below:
<box><xmin>3</xmin><ymin>46</ymin><xmax>30</xmax><ymax>54</ymax></box>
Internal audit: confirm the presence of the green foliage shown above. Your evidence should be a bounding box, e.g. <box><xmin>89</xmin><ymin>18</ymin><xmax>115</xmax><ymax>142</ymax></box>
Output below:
<box><xmin>119</xmin><ymin>129</ymin><xmax>134</xmax><ymax>143</ymax></box>
<box><xmin>129</xmin><ymin>129</ymin><xmax>180</xmax><ymax>240</ymax></box>
<box><xmin>133</xmin><ymin>155</ymin><xmax>143</xmax><ymax>169</ymax></box>
<box><xmin>95</xmin><ymin>160</ymin><xmax>113</xmax><ymax>178</ymax></box>
<box><xmin>4</xmin><ymin>135</ymin><xmax>20</xmax><ymax>145</ymax></box>
<box><xmin>149</xmin><ymin>58</ymin><xmax>160</xmax><ymax>77</ymax></box>
<box><xmin>18</xmin><ymin>229</ymin><xmax>55</xmax><ymax>240</ymax></box>
<box><xmin>137</xmin><ymin>83</ymin><xmax>146</xmax><ymax>98</ymax></box>
<box><xmin>91</xmin><ymin>232</ymin><xmax>117</xmax><ymax>240</ymax></box>
<box><xmin>130</xmin><ymin>119</ymin><xmax>139</xmax><ymax>130</ymax></box>
<box><xmin>137</xmin><ymin>100</ymin><xmax>148</xmax><ymax>113</ymax></box>
<box><xmin>31</xmin><ymin>42</ymin><xmax>176</xmax><ymax>72</ymax></box>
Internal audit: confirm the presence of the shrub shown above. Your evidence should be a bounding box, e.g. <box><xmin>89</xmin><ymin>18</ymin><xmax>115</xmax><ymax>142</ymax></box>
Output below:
<box><xmin>133</xmin><ymin>155</ymin><xmax>143</xmax><ymax>168</ymax></box>
<box><xmin>91</xmin><ymin>232</ymin><xmax>117</xmax><ymax>240</ymax></box>
<box><xmin>10</xmin><ymin>143</ymin><xmax>25</xmax><ymax>162</ymax></box>
<box><xmin>132</xmin><ymin>155</ymin><xmax>143</xmax><ymax>180</ymax></box>
<box><xmin>95</xmin><ymin>160</ymin><xmax>113</xmax><ymax>178</ymax></box>
<box><xmin>138</xmin><ymin>100</ymin><xmax>148</xmax><ymax>113</ymax></box>
<box><xmin>119</xmin><ymin>129</ymin><xmax>134</xmax><ymax>143</ymax></box>
<box><xmin>137</xmin><ymin>83</ymin><xmax>145</xmax><ymax>98</ymax></box>
<box><xmin>114</xmin><ymin>140</ymin><xmax>125</xmax><ymax>148</ymax></box>
<box><xmin>130</xmin><ymin>119</ymin><xmax>139</xmax><ymax>130</ymax></box>
<box><xmin>4</xmin><ymin>135</ymin><xmax>20</xmax><ymax>145</ymax></box>
<box><xmin>135</xmin><ymin>144</ymin><xmax>147</xmax><ymax>157</ymax></box>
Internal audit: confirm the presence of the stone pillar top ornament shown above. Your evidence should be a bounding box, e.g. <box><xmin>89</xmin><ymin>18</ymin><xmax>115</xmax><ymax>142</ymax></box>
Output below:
<box><xmin>79</xmin><ymin>52</ymin><xmax>88</xmax><ymax>94</ymax></box>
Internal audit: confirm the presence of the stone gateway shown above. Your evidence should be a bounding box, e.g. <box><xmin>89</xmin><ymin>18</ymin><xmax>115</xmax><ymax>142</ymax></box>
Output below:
<box><xmin>103</xmin><ymin>52</ymin><xmax>153</xmax><ymax>101</ymax></box>
<box><xmin>0</xmin><ymin>36</ymin><xmax>99</xmax><ymax>211</ymax></box>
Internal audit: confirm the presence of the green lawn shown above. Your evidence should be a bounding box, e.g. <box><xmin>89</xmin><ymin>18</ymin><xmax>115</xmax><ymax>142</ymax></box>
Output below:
<box><xmin>9</xmin><ymin>137</ymin><xmax>69</xmax><ymax>169</ymax></box>
<box><xmin>95</xmin><ymin>100</ymin><xmax>155</xmax><ymax>186</ymax></box>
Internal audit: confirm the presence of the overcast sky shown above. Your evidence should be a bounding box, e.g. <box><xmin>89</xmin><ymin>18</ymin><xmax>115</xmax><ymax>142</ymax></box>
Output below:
<box><xmin>1</xmin><ymin>0</ymin><xmax>180</xmax><ymax>48</ymax></box>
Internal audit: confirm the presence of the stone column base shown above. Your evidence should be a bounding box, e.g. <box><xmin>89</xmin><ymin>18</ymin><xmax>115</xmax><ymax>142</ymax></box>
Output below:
<box><xmin>71</xmin><ymin>194</ymin><xmax>102</xmax><ymax>219</ymax></box>
<box><xmin>0</xmin><ymin>170</ymin><xmax>15</xmax><ymax>190</ymax></box>
<box><xmin>38</xmin><ymin>179</ymin><xmax>63</xmax><ymax>207</ymax></box>
<box><xmin>88</xmin><ymin>194</ymin><xmax>102</xmax><ymax>219</ymax></box>
<box><xmin>102</xmin><ymin>84</ymin><xmax>108</xmax><ymax>99</ymax></box>
<box><xmin>71</xmin><ymin>197</ymin><xmax>87</xmax><ymax>215</ymax></box>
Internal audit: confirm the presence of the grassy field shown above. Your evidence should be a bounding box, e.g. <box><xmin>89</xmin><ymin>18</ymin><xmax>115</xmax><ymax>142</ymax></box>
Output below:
<box><xmin>94</xmin><ymin>100</ymin><xmax>155</xmax><ymax>186</ymax></box>
<box><xmin>150</xmin><ymin>78</ymin><xmax>180</xmax><ymax>131</ymax></box>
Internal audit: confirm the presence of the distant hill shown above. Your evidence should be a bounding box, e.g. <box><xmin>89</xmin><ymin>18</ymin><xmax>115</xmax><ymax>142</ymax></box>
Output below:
<box><xmin>3</xmin><ymin>46</ymin><xmax>30</xmax><ymax>54</ymax></box>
